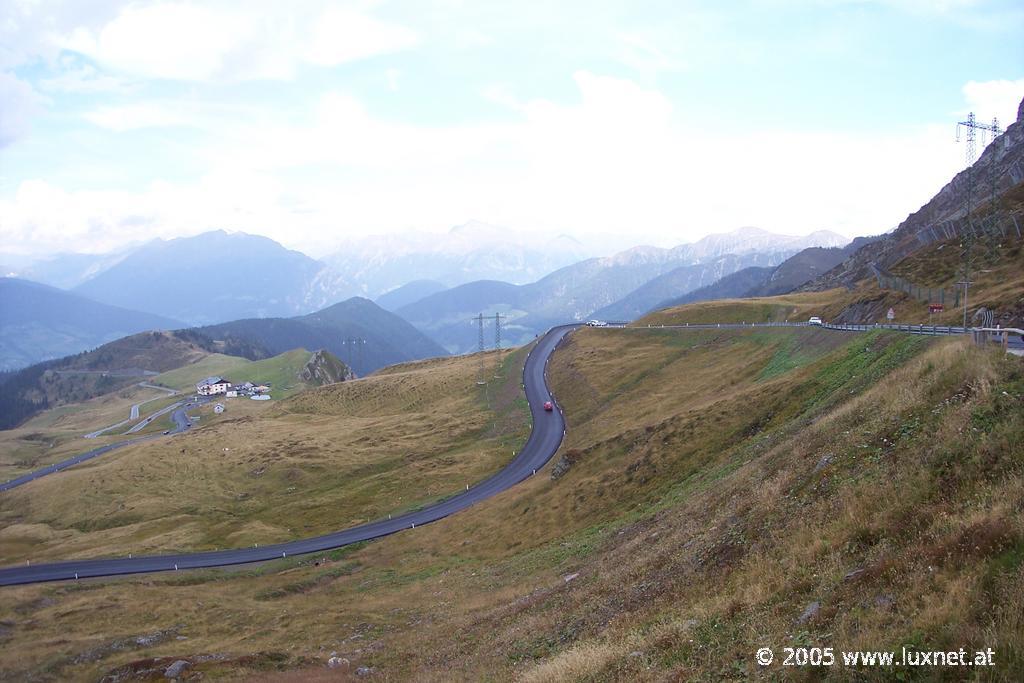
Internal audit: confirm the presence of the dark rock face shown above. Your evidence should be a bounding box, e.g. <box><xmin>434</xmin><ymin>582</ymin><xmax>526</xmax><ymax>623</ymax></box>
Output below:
<box><xmin>550</xmin><ymin>449</ymin><xmax>583</xmax><ymax>480</ymax></box>
<box><xmin>805</xmin><ymin>96</ymin><xmax>1024</xmax><ymax>292</ymax></box>
<box><xmin>299</xmin><ymin>349</ymin><xmax>348</xmax><ymax>385</ymax></box>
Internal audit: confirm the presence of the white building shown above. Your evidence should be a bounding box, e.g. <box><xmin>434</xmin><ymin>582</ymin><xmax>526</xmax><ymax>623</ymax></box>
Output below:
<box><xmin>196</xmin><ymin>376</ymin><xmax>232</xmax><ymax>396</ymax></box>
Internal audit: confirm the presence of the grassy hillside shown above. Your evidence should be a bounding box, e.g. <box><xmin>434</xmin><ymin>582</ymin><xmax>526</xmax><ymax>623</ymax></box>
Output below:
<box><xmin>0</xmin><ymin>383</ymin><xmax>173</xmax><ymax>481</ymax></box>
<box><xmin>153</xmin><ymin>349</ymin><xmax>314</xmax><ymax>397</ymax></box>
<box><xmin>196</xmin><ymin>297</ymin><xmax>448</xmax><ymax>377</ymax></box>
<box><xmin>0</xmin><ymin>348</ymin><xmax>345</xmax><ymax>481</ymax></box>
<box><xmin>0</xmin><ymin>330</ymin><xmax>212</xmax><ymax>430</ymax></box>
<box><xmin>0</xmin><ymin>347</ymin><xmax>527</xmax><ymax>566</ymax></box>
<box><xmin>0</xmin><ymin>277</ymin><xmax>185</xmax><ymax>371</ymax></box>
<box><xmin>639</xmin><ymin>288</ymin><xmax>852</xmax><ymax>326</ymax></box>
<box><xmin>1</xmin><ymin>322</ymin><xmax>1021</xmax><ymax>681</ymax></box>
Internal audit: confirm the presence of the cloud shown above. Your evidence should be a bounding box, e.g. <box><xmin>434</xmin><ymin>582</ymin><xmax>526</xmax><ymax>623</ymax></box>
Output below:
<box><xmin>38</xmin><ymin>58</ymin><xmax>132</xmax><ymax>93</ymax></box>
<box><xmin>83</xmin><ymin>101</ymin><xmax>202</xmax><ymax>131</ymax></box>
<box><xmin>59</xmin><ymin>1</ymin><xmax>419</xmax><ymax>82</ymax></box>
<box><xmin>304</xmin><ymin>7</ymin><xmax>418</xmax><ymax>67</ymax></box>
<box><xmin>0</xmin><ymin>73</ymin><xmax>41</xmax><ymax>148</ymax></box>
<box><xmin>961</xmin><ymin>78</ymin><xmax>1024</xmax><ymax>128</ymax></box>
<box><xmin>0</xmin><ymin>70</ymin><xmax>971</xmax><ymax>257</ymax></box>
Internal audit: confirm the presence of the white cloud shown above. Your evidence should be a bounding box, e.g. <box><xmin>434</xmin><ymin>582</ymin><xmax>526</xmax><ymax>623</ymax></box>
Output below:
<box><xmin>58</xmin><ymin>1</ymin><xmax>418</xmax><ymax>82</ymax></box>
<box><xmin>961</xmin><ymin>78</ymin><xmax>1024</xmax><ymax>128</ymax></box>
<box><xmin>0</xmin><ymin>71</ymin><xmax>972</xmax><ymax>257</ymax></box>
<box><xmin>0</xmin><ymin>73</ymin><xmax>42</xmax><ymax>148</ymax></box>
<box><xmin>304</xmin><ymin>7</ymin><xmax>417</xmax><ymax>67</ymax></box>
<box><xmin>83</xmin><ymin>101</ymin><xmax>201</xmax><ymax>131</ymax></box>
<box><xmin>38</xmin><ymin>58</ymin><xmax>132</xmax><ymax>93</ymax></box>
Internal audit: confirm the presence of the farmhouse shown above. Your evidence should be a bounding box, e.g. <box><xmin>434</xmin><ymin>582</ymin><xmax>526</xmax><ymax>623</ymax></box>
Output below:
<box><xmin>196</xmin><ymin>376</ymin><xmax>232</xmax><ymax>396</ymax></box>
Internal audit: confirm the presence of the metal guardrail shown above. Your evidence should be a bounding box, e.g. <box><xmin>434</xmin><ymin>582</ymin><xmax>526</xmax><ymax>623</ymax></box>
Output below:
<box><xmin>821</xmin><ymin>322</ymin><xmax>968</xmax><ymax>336</ymax></box>
<box><xmin>626</xmin><ymin>321</ymin><xmax>1023</xmax><ymax>352</ymax></box>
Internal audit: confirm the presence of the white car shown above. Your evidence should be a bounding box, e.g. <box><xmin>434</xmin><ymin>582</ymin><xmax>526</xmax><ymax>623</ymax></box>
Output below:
<box><xmin>808</xmin><ymin>316</ymin><xmax>823</xmax><ymax>326</ymax></box>
<box><xmin>586</xmin><ymin>320</ymin><xmax>607</xmax><ymax>327</ymax></box>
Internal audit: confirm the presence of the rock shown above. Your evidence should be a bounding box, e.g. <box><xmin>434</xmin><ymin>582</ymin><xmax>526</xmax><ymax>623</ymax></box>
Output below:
<box><xmin>327</xmin><ymin>656</ymin><xmax>350</xmax><ymax>669</ymax></box>
<box><xmin>552</xmin><ymin>454</ymin><xmax>577</xmax><ymax>481</ymax></box>
<box><xmin>843</xmin><ymin>568</ymin><xmax>866</xmax><ymax>582</ymax></box>
<box><xmin>874</xmin><ymin>594</ymin><xmax>895</xmax><ymax>611</ymax></box>
<box><xmin>814</xmin><ymin>454</ymin><xmax>833</xmax><ymax>473</ymax></box>
<box><xmin>356</xmin><ymin>666</ymin><xmax>374</xmax><ymax>676</ymax></box>
<box><xmin>301</xmin><ymin>349</ymin><xmax>348</xmax><ymax>385</ymax></box>
<box><xmin>628</xmin><ymin>650</ymin><xmax>643</xmax><ymax>658</ymax></box>
<box><xmin>563</xmin><ymin>572</ymin><xmax>580</xmax><ymax>583</ymax></box>
<box><xmin>164</xmin><ymin>660</ymin><xmax>191</xmax><ymax>679</ymax></box>
<box><xmin>796</xmin><ymin>601</ymin><xmax>820</xmax><ymax>625</ymax></box>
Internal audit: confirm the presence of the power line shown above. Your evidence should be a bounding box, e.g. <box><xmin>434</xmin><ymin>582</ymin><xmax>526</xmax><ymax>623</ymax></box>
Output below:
<box><xmin>342</xmin><ymin>337</ymin><xmax>366</xmax><ymax>377</ymax></box>
<box><xmin>955</xmin><ymin>113</ymin><xmax>1002</xmax><ymax>328</ymax></box>
<box><xmin>493</xmin><ymin>312</ymin><xmax>505</xmax><ymax>378</ymax></box>
<box><xmin>473</xmin><ymin>313</ymin><xmax>486</xmax><ymax>385</ymax></box>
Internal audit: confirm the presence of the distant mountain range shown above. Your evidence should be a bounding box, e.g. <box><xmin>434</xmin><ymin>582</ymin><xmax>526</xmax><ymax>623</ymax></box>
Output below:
<box><xmin>375</xmin><ymin>280</ymin><xmax>449</xmax><ymax>311</ymax></box>
<box><xmin>656</xmin><ymin>237</ymin><xmax>880</xmax><ymax>310</ymax></box>
<box><xmin>397</xmin><ymin>228</ymin><xmax>848</xmax><ymax>352</ymax></box>
<box><xmin>194</xmin><ymin>297</ymin><xmax>447</xmax><ymax>377</ymax></box>
<box><xmin>0</xmin><ymin>278</ymin><xmax>185</xmax><ymax>370</ymax></box>
<box><xmin>4</xmin><ymin>223</ymin><xmax>853</xmax><ymax>363</ymax></box>
<box><xmin>324</xmin><ymin>221</ymin><xmax>596</xmax><ymax>297</ymax></box>
<box><xmin>72</xmin><ymin>230</ymin><xmax>344</xmax><ymax>325</ymax></box>
<box><xmin>590</xmin><ymin>251</ymin><xmax>793</xmax><ymax>321</ymax></box>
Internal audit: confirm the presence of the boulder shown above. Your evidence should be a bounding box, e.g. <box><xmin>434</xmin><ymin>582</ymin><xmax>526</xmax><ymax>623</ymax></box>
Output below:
<box><xmin>796</xmin><ymin>601</ymin><xmax>820</xmax><ymax>625</ymax></box>
<box><xmin>164</xmin><ymin>660</ymin><xmax>191</xmax><ymax>679</ymax></box>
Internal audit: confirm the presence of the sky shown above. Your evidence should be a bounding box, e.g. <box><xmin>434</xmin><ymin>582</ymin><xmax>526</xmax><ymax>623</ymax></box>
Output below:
<box><xmin>0</xmin><ymin>0</ymin><xmax>1022</xmax><ymax>259</ymax></box>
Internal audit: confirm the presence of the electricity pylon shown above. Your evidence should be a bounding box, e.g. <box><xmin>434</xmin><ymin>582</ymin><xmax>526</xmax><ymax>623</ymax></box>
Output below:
<box><xmin>955</xmin><ymin>113</ymin><xmax>1002</xmax><ymax>328</ymax></box>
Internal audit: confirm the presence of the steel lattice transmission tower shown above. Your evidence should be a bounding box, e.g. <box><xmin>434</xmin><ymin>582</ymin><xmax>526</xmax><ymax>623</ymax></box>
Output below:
<box><xmin>342</xmin><ymin>337</ymin><xmax>366</xmax><ymax>378</ymax></box>
<box><xmin>955</xmin><ymin>113</ymin><xmax>1002</xmax><ymax>328</ymax></box>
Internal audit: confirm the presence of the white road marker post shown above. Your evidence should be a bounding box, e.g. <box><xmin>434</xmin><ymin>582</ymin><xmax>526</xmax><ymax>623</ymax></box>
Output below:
<box><xmin>411</xmin><ymin>522</ymin><xmax>415</xmax><ymax>529</ymax></box>
<box><xmin>174</xmin><ymin>564</ymin><xmax>178</xmax><ymax>571</ymax></box>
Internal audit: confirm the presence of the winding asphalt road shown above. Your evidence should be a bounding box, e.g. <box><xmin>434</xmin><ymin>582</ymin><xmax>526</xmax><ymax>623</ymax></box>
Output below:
<box><xmin>0</xmin><ymin>400</ymin><xmax>203</xmax><ymax>495</ymax></box>
<box><xmin>0</xmin><ymin>325</ymin><xmax>576</xmax><ymax>586</ymax></box>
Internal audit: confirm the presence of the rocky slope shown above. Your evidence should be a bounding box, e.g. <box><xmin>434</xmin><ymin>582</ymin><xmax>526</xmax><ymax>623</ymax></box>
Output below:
<box><xmin>806</xmin><ymin>96</ymin><xmax>1024</xmax><ymax>291</ymax></box>
<box><xmin>299</xmin><ymin>349</ymin><xmax>349</xmax><ymax>385</ymax></box>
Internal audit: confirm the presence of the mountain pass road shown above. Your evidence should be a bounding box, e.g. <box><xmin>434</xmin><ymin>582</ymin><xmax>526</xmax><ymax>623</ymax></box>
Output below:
<box><xmin>0</xmin><ymin>325</ymin><xmax>577</xmax><ymax>586</ymax></box>
<box><xmin>0</xmin><ymin>400</ymin><xmax>203</xmax><ymax>495</ymax></box>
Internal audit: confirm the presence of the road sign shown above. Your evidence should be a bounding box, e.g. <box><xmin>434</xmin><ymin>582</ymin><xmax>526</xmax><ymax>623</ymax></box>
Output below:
<box><xmin>928</xmin><ymin>303</ymin><xmax>944</xmax><ymax>313</ymax></box>
<box><xmin>887</xmin><ymin>308</ymin><xmax>895</xmax><ymax>321</ymax></box>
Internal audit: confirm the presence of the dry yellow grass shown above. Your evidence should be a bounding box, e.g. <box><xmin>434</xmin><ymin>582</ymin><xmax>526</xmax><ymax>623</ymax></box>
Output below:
<box><xmin>0</xmin><ymin>383</ymin><xmax>177</xmax><ymax>480</ymax></box>
<box><xmin>0</xmin><ymin>347</ymin><xmax>527</xmax><ymax>565</ymax></box>
<box><xmin>1</xmin><ymin>324</ymin><xmax>1022</xmax><ymax>682</ymax></box>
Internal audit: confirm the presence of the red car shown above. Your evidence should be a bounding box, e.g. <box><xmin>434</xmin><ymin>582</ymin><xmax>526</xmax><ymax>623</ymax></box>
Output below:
<box><xmin>543</xmin><ymin>401</ymin><xmax>554</xmax><ymax>412</ymax></box>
